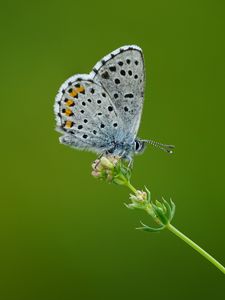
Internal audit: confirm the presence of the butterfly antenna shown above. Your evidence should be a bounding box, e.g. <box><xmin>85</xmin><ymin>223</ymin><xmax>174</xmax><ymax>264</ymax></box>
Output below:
<box><xmin>142</xmin><ymin>139</ymin><xmax>175</xmax><ymax>154</ymax></box>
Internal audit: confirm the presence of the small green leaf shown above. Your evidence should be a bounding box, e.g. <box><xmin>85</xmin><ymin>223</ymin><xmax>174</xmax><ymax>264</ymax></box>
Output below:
<box><xmin>162</xmin><ymin>203</ymin><xmax>167</xmax><ymax>212</ymax></box>
<box><xmin>136</xmin><ymin>221</ymin><xmax>165</xmax><ymax>232</ymax></box>
<box><xmin>170</xmin><ymin>198</ymin><xmax>176</xmax><ymax>219</ymax></box>
<box><xmin>152</xmin><ymin>204</ymin><xmax>169</xmax><ymax>225</ymax></box>
<box><xmin>144</xmin><ymin>186</ymin><xmax>151</xmax><ymax>203</ymax></box>
<box><xmin>155</xmin><ymin>200</ymin><xmax>163</xmax><ymax>209</ymax></box>
<box><xmin>162</xmin><ymin>197</ymin><xmax>172</xmax><ymax>221</ymax></box>
<box><xmin>124</xmin><ymin>203</ymin><xmax>134</xmax><ymax>209</ymax></box>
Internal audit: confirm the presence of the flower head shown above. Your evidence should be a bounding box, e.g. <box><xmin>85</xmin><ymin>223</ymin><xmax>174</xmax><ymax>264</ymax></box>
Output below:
<box><xmin>126</xmin><ymin>189</ymin><xmax>149</xmax><ymax>210</ymax></box>
<box><xmin>130</xmin><ymin>190</ymin><xmax>147</xmax><ymax>203</ymax></box>
<box><xmin>91</xmin><ymin>155</ymin><xmax>131</xmax><ymax>186</ymax></box>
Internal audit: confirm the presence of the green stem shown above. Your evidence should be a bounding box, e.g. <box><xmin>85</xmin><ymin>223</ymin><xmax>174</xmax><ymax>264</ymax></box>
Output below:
<box><xmin>125</xmin><ymin>181</ymin><xmax>137</xmax><ymax>194</ymax></box>
<box><xmin>122</xmin><ymin>175</ymin><xmax>225</xmax><ymax>274</ymax></box>
<box><xmin>167</xmin><ymin>223</ymin><xmax>225</xmax><ymax>274</ymax></box>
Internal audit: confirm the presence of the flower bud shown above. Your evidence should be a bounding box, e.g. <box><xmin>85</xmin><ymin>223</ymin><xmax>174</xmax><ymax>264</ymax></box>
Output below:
<box><xmin>91</xmin><ymin>155</ymin><xmax>131</xmax><ymax>186</ymax></box>
<box><xmin>130</xmin><ymin>190</ymin><xmax>147</xmax><ymax>203</ymax></box>
<box><xmin>100</xmin><ymin>157</ymin><xmax>115</xmax><ymax>169</ymax></box>
<box><xmin>91</xmin><ymin>170</ymin><xmax>101</xmax><ymax>178</ymax></box>
<box><xmin>128</xmin><ymin>190</ymin><xmax>149</xmax><ymax>209</ymax></box>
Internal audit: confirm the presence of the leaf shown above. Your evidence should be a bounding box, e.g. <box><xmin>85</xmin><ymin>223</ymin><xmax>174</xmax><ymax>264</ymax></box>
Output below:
<box><xmin>170</xmin><ymin>198</ymin><xmax>176</xmax><ymax>219</ymax></box>
<box><xmin>152</xmin><ymin>204</ymin><xmax>168</xmax><ymax>225</ymax></box>
<box><xmin>144</xmin><ymin>186</ymin><xmax>151</xmax><ymax>203</ymax></box>
<box><xmin>162</xmin><ymin>197</ymin><xmax>172</xmax><ymax>221</ymax></box>
<box><xmin>124</xmin><ymin>203</ymin><xmax>134</xmax><ymax>209</ymax></box>
<box><xmin>136</xmin><ymin>221</ymin><xmax>165</xmax><ymax>232</ymax></box>
<box><xmin>155</xmin><ymin>200</ymin><xmax>163</xmax><ymax>209</ymax></box>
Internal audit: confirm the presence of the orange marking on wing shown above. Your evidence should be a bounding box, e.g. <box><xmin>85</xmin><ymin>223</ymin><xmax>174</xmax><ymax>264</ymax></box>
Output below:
<box><xmin>69</xmin><ymin>86</ymin><xmax>85</xmax><ymax>97</ymax></box>
<box><xmin>65</xmin><ymin>120</ymin><xmax>73</xmax><ymax>128</ymax></box>
<box><xmin>77</xmin><ymin>86</ymin><xmax>85</xmax><ymax>93</ymax></box>
<box><xmin>70</xmin><ymin>90</ymin><xmax>78</xmax><ymax>97</ymax></box>
<box><xmin>64</xmin><ymin>109</ymin><xmax>73</xmax><ymax>116</ymax></box>
<box><xmin>66</xmin><ymin>99</ymin><xmax>74</xmax><ymax>106</ymax></box>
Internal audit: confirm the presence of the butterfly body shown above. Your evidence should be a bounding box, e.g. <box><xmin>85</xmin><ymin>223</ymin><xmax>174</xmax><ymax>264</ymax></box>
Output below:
<box><xmin>54</xmin><ymin>45</ymin><xmax>174</xmax><ymax>160</ymax></box>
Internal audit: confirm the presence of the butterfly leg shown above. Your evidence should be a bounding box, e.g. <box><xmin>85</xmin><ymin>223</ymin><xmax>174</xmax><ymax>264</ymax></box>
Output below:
<box><xmin>97</xmin><ymin>153</ymin><xmax>104</xmax><ymax>160</ymax></box>
<box><xmin>93</xmin><ymin>152</ymin><xmax>106</xmax><ymax>169</ymax></box>
<box><xmin>119</xmin><ymin>151</ymin><xmax>133</xmax><ymax>168</ymax></box>
<box><xmin>127</xmin><ymin>157</ymin><xmax>133</xmax><ymax>168</ymax></box>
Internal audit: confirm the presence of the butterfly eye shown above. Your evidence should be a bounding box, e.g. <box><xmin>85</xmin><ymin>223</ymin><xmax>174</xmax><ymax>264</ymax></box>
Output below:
<box><xmin>135</xmin><ymin>141</ymin><xmax>145</xmax><ymax>153</ymax></box>
<box><xmin>135</xmin><ymin>140</ymin><xmax>140</xmax><ymax>151</ymax></box>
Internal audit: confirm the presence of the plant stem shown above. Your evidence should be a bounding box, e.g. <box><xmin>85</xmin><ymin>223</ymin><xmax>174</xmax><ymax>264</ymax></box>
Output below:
<box><xmin>126</xmin><ymin>181</ymin><xmax>137</xmax><ymax>194</ymax></box>
<box><xmin>123</xmin><ymin>177</ymin><xmax>225</xmax><ymax>274</ymax></box>
<box><xmin>167</xmin><ymin>223</ymin><xmax>225</xmax><ymax>274</ymax></box>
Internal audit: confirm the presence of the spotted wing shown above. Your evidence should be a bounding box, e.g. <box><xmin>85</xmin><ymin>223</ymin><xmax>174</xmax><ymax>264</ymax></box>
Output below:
<box><xmin>54</xmin><ymin>74</ymin><xmax>122</xmax><ymax>153</ymax></box>
<box><xmin>90</xmin><ymin>45</ymin><xmax>145</xmax><ymax>143</ymax></box>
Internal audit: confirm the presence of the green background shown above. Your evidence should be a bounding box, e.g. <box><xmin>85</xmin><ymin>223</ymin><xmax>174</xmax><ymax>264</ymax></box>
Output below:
<box><xmin>1</xmin><ymin>0</ymin><xmax>225</xmax><ymax>299</ymax></box>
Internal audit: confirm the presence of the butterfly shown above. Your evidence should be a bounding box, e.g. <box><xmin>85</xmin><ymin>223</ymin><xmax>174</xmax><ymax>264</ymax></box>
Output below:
<box><xmin>54</xmin><ymin>45</ymin><xmax>174</xmax><ymax>162</ymax></box>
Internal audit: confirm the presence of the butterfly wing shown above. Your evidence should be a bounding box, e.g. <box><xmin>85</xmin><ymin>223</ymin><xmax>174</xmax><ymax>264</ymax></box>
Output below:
<box><xmin>54</xmin><ymin>74</ymin><xmax>122</xmax><ymax>153</ymax></box>
<box><xmin>90</xmin><ymin>45</ymin><xmax>145</xmax><ymax>143</ymax></box>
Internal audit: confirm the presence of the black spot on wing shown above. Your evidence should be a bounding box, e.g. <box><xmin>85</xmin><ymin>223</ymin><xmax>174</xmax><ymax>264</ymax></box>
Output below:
<box><xmin>101</xmin><ymin>71</ymin><xmax>110</xmax><ymax>79</ymax></box>
<box><xmin>124</xmin><ymin>93</ymin><xmax>134</xmax><ymax>98</ymax></box>
<box><xmin>109</xmin><ymin>66</ymin><xmax>116</xmax><ymax>72</ymax></box>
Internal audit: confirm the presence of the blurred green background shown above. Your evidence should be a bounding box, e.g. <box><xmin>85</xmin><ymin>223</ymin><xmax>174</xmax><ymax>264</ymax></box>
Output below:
<box><xmin>0</xmin><ymin>0</ymin><xmax>225</xmax><ymax>299</ymax></box>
